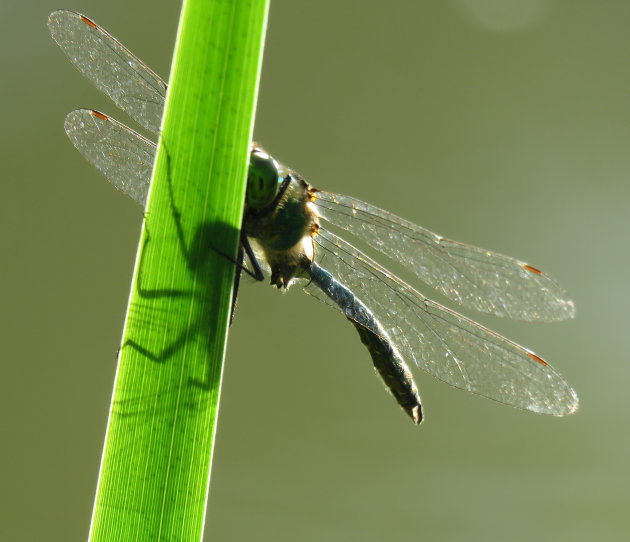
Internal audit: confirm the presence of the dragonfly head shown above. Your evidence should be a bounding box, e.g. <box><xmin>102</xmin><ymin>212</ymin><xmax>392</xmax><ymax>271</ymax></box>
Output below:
<box><xmin>246</xmin><ymin>148</ymin><xmax>282</xmax><ymax>210</ymax></box>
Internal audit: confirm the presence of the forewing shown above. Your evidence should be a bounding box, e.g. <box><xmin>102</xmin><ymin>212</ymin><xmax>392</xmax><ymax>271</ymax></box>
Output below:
<box><xmin>312</xmin><ymin>191</ymin><xmax>575</xmax><ymax>322</ymax></box>
<box><xmin>65</xmin><ymin>109</ymin><xmax>155</xmax><ymax>206</ymax></box>
<box><xmin>304</xmin><ymin>227</ymin><xmax>578</xmax><ymax>416</ymax></box>
<box><xmin>48</xmin><ymin>10</ymin><xmax>166</xmax><ymax>134</ymax></box>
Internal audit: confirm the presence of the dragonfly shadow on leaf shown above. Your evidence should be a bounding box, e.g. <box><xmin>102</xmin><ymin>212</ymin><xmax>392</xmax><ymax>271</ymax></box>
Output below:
<box><xmin>122</xmin><ymin>144</ymin><xmax>241</xmax><ymax>393</ymax></box>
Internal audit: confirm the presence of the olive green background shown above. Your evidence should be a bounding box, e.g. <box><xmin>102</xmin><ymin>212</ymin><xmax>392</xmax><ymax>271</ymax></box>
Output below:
<box><xmin>3</xmin><ymin>1</ymin><xmax>628</xmax><ymax>541</ymax></box>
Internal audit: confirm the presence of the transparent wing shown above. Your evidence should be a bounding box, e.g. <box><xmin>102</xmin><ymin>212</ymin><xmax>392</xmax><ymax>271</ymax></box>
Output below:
<box><xmin>65</xmin><ymin>109</ymin><xmax>155</xmax><ymax>206</ymax></box>
<box><xmin>311</xmin><ymin>191</ymin><xmax>575</xmax><ymax>322</ymax></box>
<box><xmin>48</xmin><ymin>10</ymin><xmax>166</xmax><ymax>134</ymax></box>
<box><xmin>305</xmin><ymin>227</ymin><xmax>579</xmax><ymax>416</ymax></box>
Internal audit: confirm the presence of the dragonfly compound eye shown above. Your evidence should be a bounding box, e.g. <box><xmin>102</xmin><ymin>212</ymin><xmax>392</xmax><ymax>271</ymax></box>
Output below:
<box><xmin>247</xmin><ymin>151</ymin><xmax>281</xmax><ymax>209</ymax></box>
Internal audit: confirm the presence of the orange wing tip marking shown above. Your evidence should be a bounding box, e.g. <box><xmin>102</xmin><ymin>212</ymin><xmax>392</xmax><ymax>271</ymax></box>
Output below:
<box><xmin>523</xmin><ymin>264</ymin><xmax>543</xmax><ymax>275</ymax></box>
<box><xmin>527</xmin><ymin>351</ymin><xmax>548</xmax><ymax>366</ymax></box>
<box><xmin>80</xmin><ymin>15</ymin><xmax>98</xmax><ymax>29</ymax></box>
<box><xmin>91</xmin><ymin>110</ymin><xmax>109</xmax><ymax>121</ymax></box>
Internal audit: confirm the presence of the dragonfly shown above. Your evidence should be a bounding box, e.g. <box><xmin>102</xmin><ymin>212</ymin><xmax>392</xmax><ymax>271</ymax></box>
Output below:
<box><xmin>48</xmin><ymin>9</ymin><xmax>579</xmax><ymax>424</ymax></box>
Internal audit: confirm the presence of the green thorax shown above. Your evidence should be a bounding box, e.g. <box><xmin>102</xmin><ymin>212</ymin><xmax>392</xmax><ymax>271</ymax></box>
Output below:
<box><xmin>244</xmin><ymin>174</ymin><xmax>313</xmax><ymax>251</ymax></box>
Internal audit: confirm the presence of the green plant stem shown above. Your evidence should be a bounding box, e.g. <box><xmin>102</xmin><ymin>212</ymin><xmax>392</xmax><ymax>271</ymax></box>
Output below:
<box><xmin>88</xmin><ymin>1</ymin><xmax>269</xmax><ymax>540</ymax></box>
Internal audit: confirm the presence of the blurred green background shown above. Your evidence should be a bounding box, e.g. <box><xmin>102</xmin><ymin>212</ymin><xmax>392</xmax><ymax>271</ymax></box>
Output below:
<box><xmin>2</xmin><ymin>1</ymin><xmax>629</xmax><ymax>540</ymax></box>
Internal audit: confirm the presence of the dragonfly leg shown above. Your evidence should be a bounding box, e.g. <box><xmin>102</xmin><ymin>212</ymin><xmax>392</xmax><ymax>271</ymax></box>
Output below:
<box><xmin>207</xmin><ymin>231</ymin><xmax>264</xmax><ymax>324</ymax></box>
<box><xmin>230</xmin><ymin>246</ymin><xmax>244</xmax><ymax>325</ymax></box>
<box><xmin>240</xmin><ymin>232</ymin><xmax>265</xmax><ymax>281</ymax></box>
<box><xmin>207</xmin><ymin>232</ymin><xmax>264</xmax><ymax>282</ymax></box>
